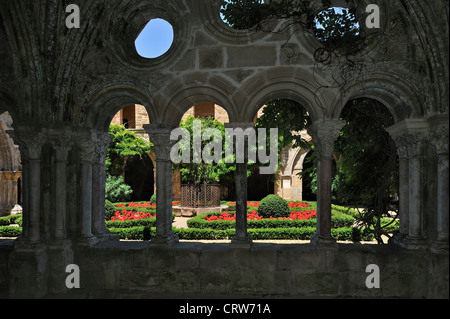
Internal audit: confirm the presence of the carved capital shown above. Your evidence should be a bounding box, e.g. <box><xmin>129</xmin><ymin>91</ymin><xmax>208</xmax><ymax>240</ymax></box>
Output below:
<box><xmin>144</xmin><ymin>124</ymin><xmax>176</xmax><ymax>161</ymax></box>
<box><xmin>307</xmin><ymin>120</ymin><xmax>345</xmax><ymax>160</ymax></box>
<box><xmin>430</xmin><ymin>127</ymin><xmax>449</xmax><ymax>156</ymax></box>
<box><xmin>390</xmin><ymin>132</ymin><xmax>424</xmax><ymax>159</ymax></box>
<box><xmin>76</xmin><ymin>130</ymin><xmax>98</xmax><ymax>162</ymax></box>
<box><xmin>6</xmin><ymin>128</ymin><xmax>46</xmax><ymax>161</ymax></box>
<box><xmin>93</xmin><ymin>132</ymin><xmax>114</xmax><ymax>164</ymax></box>
<box><xmin>45</xmin><ymin>128</ymin><xmax>74</xmax><ymax>162</ymax></box>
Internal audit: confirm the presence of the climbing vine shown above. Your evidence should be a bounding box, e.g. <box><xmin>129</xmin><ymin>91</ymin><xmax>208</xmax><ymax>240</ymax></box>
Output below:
<box><xmin>221</xmin><ymin>0</ymin><xmax>382</xmax><ymax>89</ymax></box>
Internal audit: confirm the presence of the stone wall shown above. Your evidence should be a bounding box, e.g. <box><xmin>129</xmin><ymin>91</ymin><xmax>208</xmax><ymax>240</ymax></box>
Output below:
<box><xmin>0</xmin><ymin>240</ymin><xmax>448</xmax><ymax>299</ymax></box>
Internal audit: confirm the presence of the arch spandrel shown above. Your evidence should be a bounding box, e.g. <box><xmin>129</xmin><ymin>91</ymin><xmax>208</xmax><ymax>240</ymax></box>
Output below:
<box><xmin>86</xmin><ymin>84</ymin><xmax>157</xmax><ymax>133</ymax></box>
<box><xmin>330</xmin><ymin>72</ymin><xmax>424</xmax><ymax>123</ymax></box>
<box><xmin>235</xmin><ymin>68</ymin><xmax>331</xmax><ymax>122</ymax></box>
<box><xmin>156</xmin><ymin>74</ymin><xmax>239</xmax><ymax>126</ymax></box>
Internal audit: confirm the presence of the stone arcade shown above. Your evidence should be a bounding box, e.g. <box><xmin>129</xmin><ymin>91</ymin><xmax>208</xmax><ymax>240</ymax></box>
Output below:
<box><xmin>0</xmin><ymin>0</ymin><xmax>448</xmax><ymax>298</ymax></box>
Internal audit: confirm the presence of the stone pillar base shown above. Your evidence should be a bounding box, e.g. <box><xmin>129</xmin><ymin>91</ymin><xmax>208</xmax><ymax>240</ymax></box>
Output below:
<box><xmin>310</xmin><ymin>233</ymin><xmax>338</xmax><ymax>249</ymax></box>
<box><xmin>231</xmin><ymin>235</ymin><xmax>253</xmax><ymax>248</ymax></box>
<box><xmin>397</xmin><ymin>236</ymin><xmax>427</xmax><ymax>250</ymax></box>
<box><xmin>150</xmin><ymin>233</ymin><xmax>180</xmax><ymax>246</ymax></box>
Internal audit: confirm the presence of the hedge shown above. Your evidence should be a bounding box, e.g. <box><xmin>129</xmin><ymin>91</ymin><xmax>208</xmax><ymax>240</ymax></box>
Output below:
<box><xmin>105</xmin><ymin>218</ymin><xmax>157</xmax><ymax>229</ymax></box>
<box><xmin>108</xmin><ymin>226</ymin><xmax>373</xmax><ymax>241</ymax></box>
<box><xmin>0</xmin><ymin>226</ymin><xmax>22</xmax><ymax>238</ymax></box>
<box><xmin>0</xmin><ymin>215</ymin><xmax>21</xmax><ymax>226</ymax></box>
<box><xmin>187</xmin><ymin>212</ymin><xmax>354</xmax><ymax>230</ymax></box>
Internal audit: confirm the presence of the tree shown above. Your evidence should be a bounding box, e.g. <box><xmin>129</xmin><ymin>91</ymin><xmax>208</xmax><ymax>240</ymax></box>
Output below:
<box><xmin>106</xmin><ymin>124</ymin><xmax>153</xmax><ymax>177</ymax></box>
<box><xmin>105</xmin><ymin>124</ymin><xmax>153</xmax><ymax>202</ymax></box>
<box><xmin>221</xmin><ymin>0</ymin><xmax>374</xmax><ymax>86</ymax></box>
<box><xmin>334</xmin><ymin>99</ymin><xmax>399</xmax><ymax>243</ymax></box>
<box><xmin>175</xmin><ymin>116</ymin><xmax>244</xmax><ymax>188</ymax></box>
<box><xmin>255</xmin><ymin>99</ymin><xmax>311</xmax><ymax>151</ymax></box>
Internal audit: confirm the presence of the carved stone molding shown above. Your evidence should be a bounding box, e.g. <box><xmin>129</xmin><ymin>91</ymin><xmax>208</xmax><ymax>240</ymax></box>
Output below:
<box><xmin>144</xmin><ymin>124</ymin><xmax>177</xmax><ymax>162</ymax></box>
<box><xmin>6</xmin><ymin>128</ymin><xmax>46</xmax><ymax>161</ymax></box>
<box><xmin>430</xmin><ymin>128</ymin><xmax>449</xmax><ymax>156</ymax></box>
<box><xmin>93</xmin><ymin>132</ymin><xmax>114</xmax><ymax>164</ymax></box>
<box><xmin>307</xmin><ymin>120</ymin><xmax>345</xmax><ymax>160</ymax></box>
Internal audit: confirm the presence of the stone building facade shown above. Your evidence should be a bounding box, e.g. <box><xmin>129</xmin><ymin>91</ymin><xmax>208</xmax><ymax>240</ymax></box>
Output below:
<box><xmin>0</xmin><ymin>112</ymin><xmax>21</xmax><ymax>216</ymax></box>
<box><xmin>0</xmin><ymin>0</ymin><xmax>448</xmax><ymax>298</ymax></box>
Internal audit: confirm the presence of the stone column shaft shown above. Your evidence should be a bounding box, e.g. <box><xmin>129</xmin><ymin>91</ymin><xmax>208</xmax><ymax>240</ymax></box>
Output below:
<box><xmin>308</xmin><ymin>120</ymin><xmax>345</xmax><ymax>246</ymax></box>
<box><xmin>6</xmin><ymin>129</ymin><xmax>45</xmax><ymax>244</ymax></box>
<box><xmin>431</xmin><ymin>128</ymin><xmax>449</xmax><ymax>248</ymax></box>
<box><xmin>226</xmin><ymin>122</ymin><xmax>254</xmax><ymax>245</ymax></box>
<box><xmin>80</xmin><ymin>161</ymin><xmax>93</xmax><ymax>238</ymax></box>
<box><xmin>54</xmin><ymin>161</ymin><xmax>67</xmax><ymax>239</ymax></box>
<box><xmin>144</xmin><ymin>124</ymin><xmax>179</xmax><ymax>245</ymax></box>
<box><xmin>27</xmin><ymin>159</ymin><xmax>41</xmax><ymax>243</ymax></box>
<box><xmin>397</xmin><ymin>158</ymin><xmax>409</xmax><ymax>237</ymax></box>
<box><xmin>91</xmin><ymin>132</ymin><xmax>114</xmax><ymax>239</ymax></box>
<box><xmin>408</xmin><ymin>156</ymin><xmax>423</xmax><ymax>239</ymax></box>
<box><xmin>436</xmin><ymin>155</ymin><xmax>449</xmax><ymax>241</ymax></box>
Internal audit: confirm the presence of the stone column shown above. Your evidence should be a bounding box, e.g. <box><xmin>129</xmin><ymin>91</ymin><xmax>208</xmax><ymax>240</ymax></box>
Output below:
<box><xmin>406</xmin><ymin>140</ymin><xmax>425</xmax><ymax>245</ymax></box>
<box><xmin>387</xmin><ymin>120</ymin><xmax>428</xmax><ymax>249</ymax></box>
<box><xmin>431</xmin><ymin>130</ymin><xmax>449</xmax><ymax>250</ymax></box>
<box><xmin>6</xmin><ymin>129</ymin><xmax>45</xmax><ymax>244</ymax></box>
<box><xmin>226</xmin><ymin>123</ymin><xmax>255</xmax><ymax>246</ymax></box>
<box><xmin>46</xmin><ymin>130</ymin><xmax>74</xmax><ymax>295</ymax></box>
<box><xmin>390</xmin><ymin>135</ymin><xmax>410</xmax><ymax>244</ymax></box>
<box><xmin>308</xmin><ymin>120</ymin><xmax>345</xmax><ymax>247</ymax></box>
<box><xmin>91</xmin><ymin>132</ymin><xmax>116</xmax><ymax>241</ymax></box>
<box><xmin>78</xmin><ymin>131</ymin><xmax>97</xmax><ymax>244</ymax></box>
<box><xmin>144</xmin><ymin>124</ymin><xmax>179</xmax><ymax>245</ymax></box>
<box><xmin>54</xmin><ymin>146</ymin><xmax>71</xmax><ymax>240</ymax></box>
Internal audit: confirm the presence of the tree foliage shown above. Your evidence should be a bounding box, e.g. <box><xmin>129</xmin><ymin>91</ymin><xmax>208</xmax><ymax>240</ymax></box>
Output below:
<box><xmin>255</xmin><ymin>99</ymin><xmax>311</xmax><ymax>151</ymax></box>
<box><xmin>106</xmin><ymin>124</ymin><xmax>153</xmax><ymax>176</ymax></box>
<box><xmin>175</xmin><ymin>116</ymin><xmax>243</xmax><ymax>186</ymax></box>
<box><xmin>221</xmin><ymin>0</ymin><xmax>376</xmax><ymax>87</ymax></box>
<box><xmin>334</xmin><ymin>99</ymin><xmax>399</xmax><ymax>243</ymax></box>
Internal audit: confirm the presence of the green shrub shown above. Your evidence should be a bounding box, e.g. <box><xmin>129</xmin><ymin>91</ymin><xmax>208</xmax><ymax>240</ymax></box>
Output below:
<box><xmin>0</xmin><ymin>226</ymin><xmax>22</xmax><ymax>238</ymax></box>
<box><xmin>105</xmin><ymin>174</ymin><xmax>133</xmax><ymax>203</ymax></box>
<box><xmin>105</xmin><ymin>200</ymin><xmax>116</xmax><ymax>220</ymax></box>
<box><xmin>257</xmin><ymin>195</ymin><xmax>290</xmax><ymax>218</ymax></box>
<box><xmin>0</xmin><ymin>215</ymin><xmax>21</xmax><ymax>226</ymax></box>
<box><xmin>188</xmin><ymin>211</ymin><xmax>354</xmax><ymax>230</ymax></box>
<box><xmin>105</xmin><ymin>218</ymin><xmax>157</xmax><ymax>229</ymax></box>
<box><xmin>108</xmin><ymin>226</ymin><xmax>147</xmax><ymax>240</ymax></box>
<box><xmin>150</xmin><ymin>193</ymin><xmax>157</xmax><ymax>204</ymax></box>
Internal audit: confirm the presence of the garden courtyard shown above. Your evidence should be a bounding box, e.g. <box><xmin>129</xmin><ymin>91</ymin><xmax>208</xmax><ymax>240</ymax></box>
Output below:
<box><xmin>1</xmin><ymin>197</ymin><xmax>397</xmax><ymax>244</ymax></box>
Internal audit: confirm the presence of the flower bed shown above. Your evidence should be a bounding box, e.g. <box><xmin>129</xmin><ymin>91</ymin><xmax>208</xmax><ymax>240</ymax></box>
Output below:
<box><xmin>204</xmin><ymin>210</ymin><xmax>317</xmax><ymax>222</ymax></box>
<box><xmin>188</xmin><ymin>211</ymin><xmax>353</xmax><ymax>230</ymax></box>
<box><xmin>110</xmin><ymin>210</ymin><xmax>156</xmax><ymax>221</ymax></box>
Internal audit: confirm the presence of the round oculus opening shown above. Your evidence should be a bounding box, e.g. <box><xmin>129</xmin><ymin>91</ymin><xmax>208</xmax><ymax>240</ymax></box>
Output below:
<box><xmin>135</xmin><ymin>18</ymin><xmax>174</xmax><ymax>59</ymax></box>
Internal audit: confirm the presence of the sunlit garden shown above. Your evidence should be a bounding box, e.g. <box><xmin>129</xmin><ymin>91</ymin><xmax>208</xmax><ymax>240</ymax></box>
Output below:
<box><xmin>100</xmin><ymin>194</ymin><xmax>398</xmax><ymax>242</ymax></box>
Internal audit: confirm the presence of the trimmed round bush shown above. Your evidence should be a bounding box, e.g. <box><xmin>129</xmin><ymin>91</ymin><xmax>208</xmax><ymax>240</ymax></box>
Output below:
<box><xmin>257</xmin><ymin>195</ymin><xmax>290</xmax><ymax>218</ymax></box>
<box><xmin>150</xmin><ymin>193</ymin><xmax>157</xmax><ymax>204</ymax></box>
